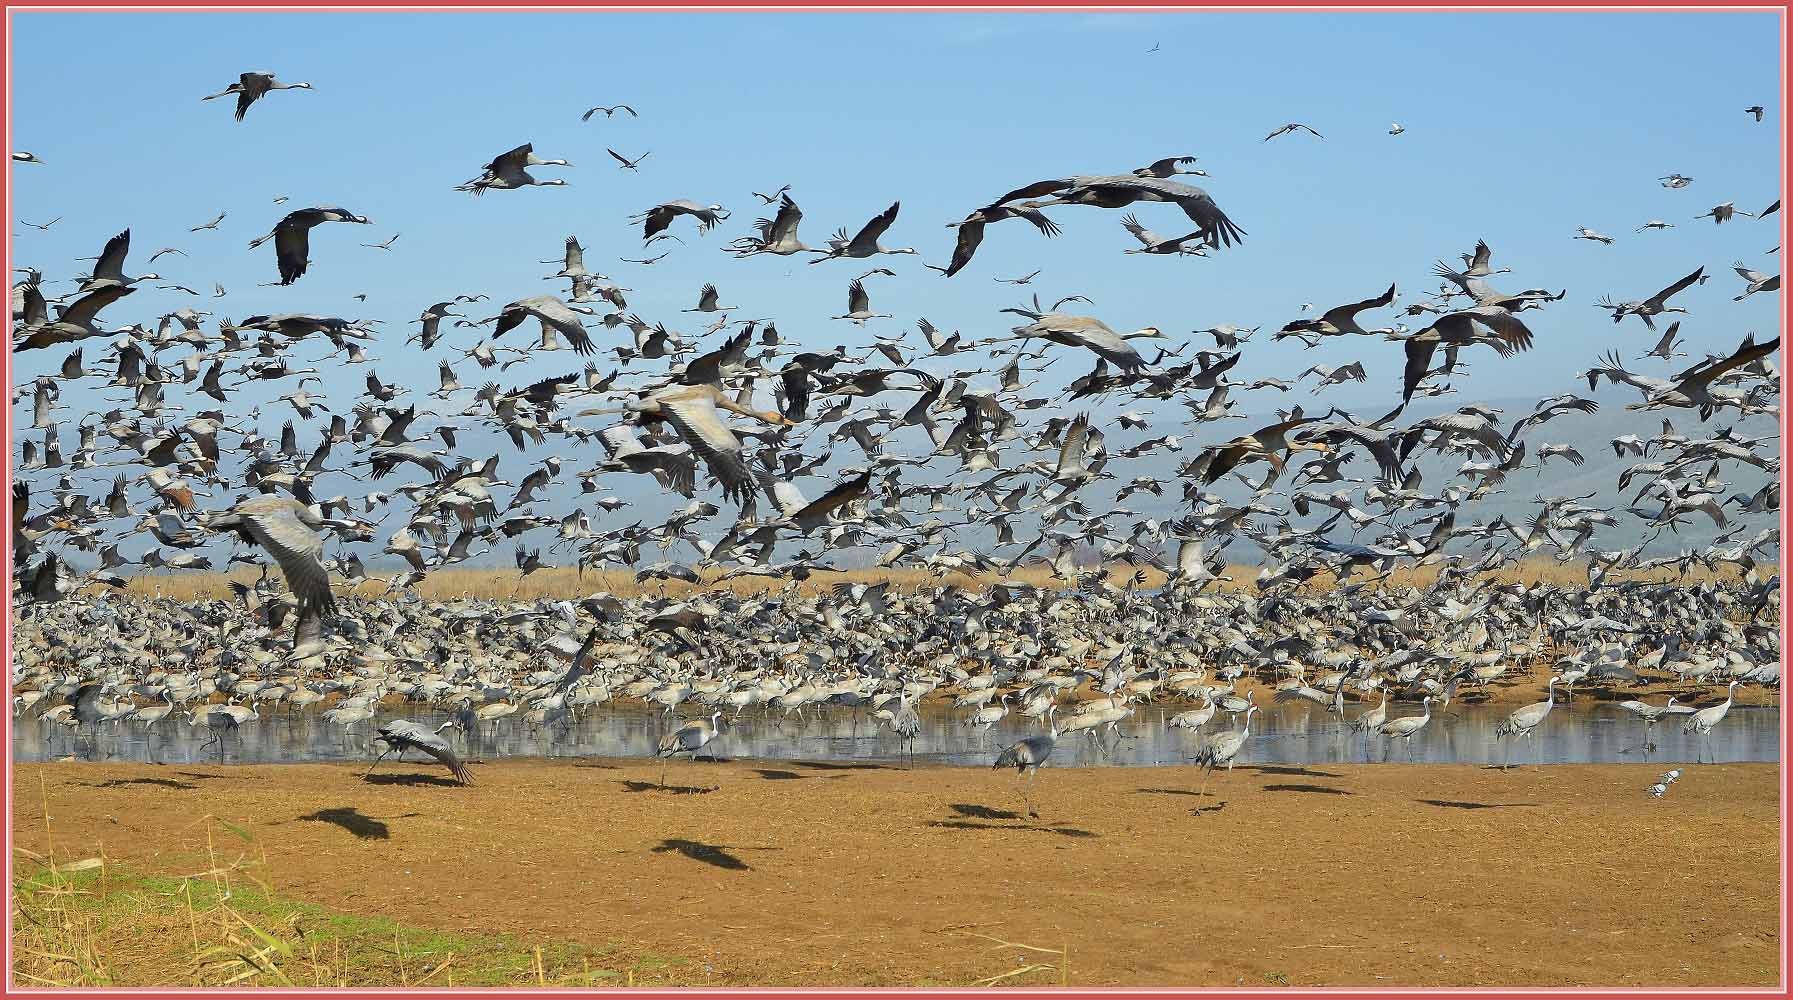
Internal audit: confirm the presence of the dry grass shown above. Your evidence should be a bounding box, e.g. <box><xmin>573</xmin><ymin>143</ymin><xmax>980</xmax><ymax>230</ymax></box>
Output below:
<box><xmin>10</xmin><ymin>787</ymin><xmax>681</xmax><ymax>987</ymax></box>
<box><xmin>97</xmin><ymin>556</ymin><xmax>1741</xmax><ymax>604</ymax></box>
<box><xmin>10</xmin><ymin>862</ymin><xmax>665</xmax><ymax>987</ymax></box>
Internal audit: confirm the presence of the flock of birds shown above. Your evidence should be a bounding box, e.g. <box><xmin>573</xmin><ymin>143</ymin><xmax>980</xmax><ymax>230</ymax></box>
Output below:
<box><xmin>11</xmin><ymin>579</ymin><xmax>1774</xmax><ymax>810</ymax></box>
<box><xmin>9</xmin><ymin>73</ymin><xmax>1782</xmax><ymax>808</ymax></box>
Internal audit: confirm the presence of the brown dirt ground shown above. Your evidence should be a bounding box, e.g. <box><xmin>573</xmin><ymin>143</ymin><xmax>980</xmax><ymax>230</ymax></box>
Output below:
<box><xmin>12</xmin><ymin>758</ymin><xmax>1781</xmax><ymax>987</ymax></box>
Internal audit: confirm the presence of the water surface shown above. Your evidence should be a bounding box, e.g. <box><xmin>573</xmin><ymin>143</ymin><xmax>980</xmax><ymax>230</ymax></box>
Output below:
<box><xmin>13</xmin><ymin>698</ymin><xmax>1780</xmax><ymax>769</ymax></box>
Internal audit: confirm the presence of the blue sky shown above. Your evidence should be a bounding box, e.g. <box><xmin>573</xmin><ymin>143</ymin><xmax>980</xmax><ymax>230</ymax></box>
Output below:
<box><xmin>7</xmin><ymin>12</ymin><xmax>1784</xmax><ymax>566</ymax></box>
<box><xmin>10</xmin><ymin>12</ymin><xmax>1781</xmax><ymax>406</ymax></box>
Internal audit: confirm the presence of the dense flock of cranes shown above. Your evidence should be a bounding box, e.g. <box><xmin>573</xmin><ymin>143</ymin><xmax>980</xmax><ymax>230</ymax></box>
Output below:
<box><xmin>8</xmin><ymin>69</ymin><xmax>1782</xmax><ymax>799</ymax></box>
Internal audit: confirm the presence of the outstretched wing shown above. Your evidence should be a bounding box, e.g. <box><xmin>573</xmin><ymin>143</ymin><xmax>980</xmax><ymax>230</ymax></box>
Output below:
<box><xmin>793</xmin><ymin>470</ymin><xmax>872</xmax><ymax>529</ymax></box>
<box><xmin>852</xmin><ymin>201</ymin><xmax>901</xmax><ymax>244</ymax></box>
<box><xmin>1342</xmin><ymin>282</ymin><xmax>1397</xmax><ymax>317</ymax></box>
<box><xmin>992</xmin><ymin>178</ymin><xmax>1072</xmax><ymax>206</ymax></box>
<box><xmin>1120</xmin><ymin>213</ymin><xmax>1159</xmax><ymax>247</ymax></box>
<box><xmin>1172</xmin><ymin>186</ymin><xmax>1246</xmax><ymax>248</ymax></box>
<box><xmin>846</xmin><ymin>279</ymin><xmax>870</xmax><ymax>315</ymax></box>
<box><xmin>1675</xmin><ymin>335</ymin><xmax>1780</xmax><ymax>390</ymax></box>
<box><xmin>91</xmin><ymin>229</ymin><xmax>131</xmax><ymax>283</ymax></box>
<box><xmin>941</xmin><ymin>218</ymin><xmax>985</xmax><ymax>277</ymax></box>
<box><xmin>531</xmin><ymin>298</ymin><xmax>595</xmax><ymax>355</ymax></box>
<box><xmin>681</xmin><ymin>326</ymin><xmax>751</xmax><ymax>388</ymax></box>
<box><xmin>379</xmin><ymin>722</ymin><xmax>473</xmax><ymax>784</ymax></box>
<box><xmin>659</xmin><ymin>391</ymin><xmax>754</xmax><ymax>505</ymax></box>
<box><xmin>57</xmin><ymin>284</ymin><xmax>135</xmax><ymax>328</ymax></box>
<box><xmin>1653</xmin><ymin>266</ymin><xmax>1706</xmax><ymax>304</ymax></box>
<box><xmin>273</xmin><ymin>225</ymin><xmax>311</xmax><ymax>285</ymax></box>
<box><xmin>770</xmin><ymin>194</ymin><xmax>802</xmax><ymax>242</ymax></box>
<box><xmin>239</xmin><ymin>503</ymin><xmax>334</xmax><ymax>613</ymax></box>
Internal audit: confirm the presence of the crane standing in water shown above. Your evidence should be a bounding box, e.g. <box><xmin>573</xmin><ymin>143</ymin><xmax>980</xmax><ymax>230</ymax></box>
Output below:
<box><xmin>1495</xmin><ymin>676</ymin><xmax>1560</xmax><ymax>770</ymax></box>
<box><xmin>891</xmin><ymin>692</ymin><xmax>921</xmax><ymax>766</ymax></box>
<box><xmin>657</xmin><ymin>710</ymin><xmax>724</xmax><ymax>787</ymax></box>
<box><xmin>1683</xmin><ymin>680</ymin><xmax>1741</xmax><ymax>763</ymax></box>
<box><xmin>1614</xmin><ymin>696</ymin><xmax>1692</xmax><ymax>753</ymax></box>
<box><xmin>1377</xmin><ymin>696</ymin><xmax>1433</xmax><ymax>758</ymax></box>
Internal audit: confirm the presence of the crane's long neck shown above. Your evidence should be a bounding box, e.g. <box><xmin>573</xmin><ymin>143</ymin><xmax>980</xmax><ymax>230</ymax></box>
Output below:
<box><xmin>716</xmin><ymin>394</ymin><xmax>786</xmax><ymax>427</ymax></box>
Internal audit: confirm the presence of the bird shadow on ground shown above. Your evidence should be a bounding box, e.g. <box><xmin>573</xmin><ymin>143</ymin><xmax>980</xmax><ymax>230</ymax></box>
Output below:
<box><xmin>1190</xmin><ymin>801</ymin><xmax>1229</xmax><ymax>816</ymax></box>
<box><xmin>932</xmin><ymin>820</ymin><xmax>1097</xmax><ymax>842</ymax></box>
<box><xmin>1134</xmin><ymin>787</ymin><xmax>1203</xmax><ymax>797</ymax></box>
<box><xmin>787</xmin><ymin>760</ymin><xmax>891</xmax><ymax>771</ymax></box>
<box><xmin>570</xmin><ymin>761</ymin><xmax>620</xmax><ymax>770</ymax></box>
<box><xmin>949</xmin><ymin>803</ymin><xmax>1019</xmax><ymax>820</ymax></box>
<box><xmin>1416</xmin><ymin>798</ymin><xmax>1540</xmax><ymax>810</ymax></box>
<box><xmin>1263</xmin><ymin>783</ymin><xmax>1353</xmax><ymax>796</ymax></box>
<box><xmin>172</xmin><ymin>771</ymin><xmax>260</xmax><ymax>781</ymax></box>
<box><xmin>298</xmin><ymin>807</ymin><xmax>391</xmax><ymax>840</ymax></box>
<box><xmin>752</xmin><ymin>769</ymin><xmax>803</xmax><ymax>780</ymax></box>
<box><xmin>363</xmin><ymin>772</ymin><xmax>462</xmax><ymax>787</ymax></box>
<box><xmin>1243</xmin><ymin>765</ymin><xmax>1344</xmax><ymax>778</ymax></box>
<box><xmin>651</xmin><ymin>838</ymin><xmax>750</xmax><ymax>870</ymax></box>
<box><xmin>618</xmin><ymin>779</ymin><xmax>716</xmax><ymax>795</ymax></box>
<box><xmin>86</xmin><ymin>777</ymin><xmax>198</xmax><ymax>791</ymax></box>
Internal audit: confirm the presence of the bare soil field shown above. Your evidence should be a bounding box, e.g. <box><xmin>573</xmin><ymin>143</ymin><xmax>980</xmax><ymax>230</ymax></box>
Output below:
<box><xmin>13</xmin><ymin>758</ymin><xmax>1780</xmax><ymax>987</ymax></box>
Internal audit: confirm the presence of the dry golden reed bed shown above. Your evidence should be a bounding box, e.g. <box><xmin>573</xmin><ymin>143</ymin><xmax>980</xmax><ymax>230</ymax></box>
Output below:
<box><xmin>107</xmin><ymin>557</ymin><xmax>1734</xmax><ymax>603</ymax></box>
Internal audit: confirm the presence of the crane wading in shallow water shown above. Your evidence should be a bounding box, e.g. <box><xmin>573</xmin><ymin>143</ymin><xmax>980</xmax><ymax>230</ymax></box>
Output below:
<box><xmin>1378</xmin><ymin>696</ymin><xmax>1432</xmax><ymax>758</ymax></box>
<box><xmin>1683</xmin><ymin>680</ymin><xmax>1741</xmax><ymax>763</ymax></box>
<box><xmin>657</xmin><ymin>711</ymin><xmax>723</xmax><ymax>786</ymax></box>
<box><xmin>1495</xmin><ymin>676</ymin><xmax>1560</xmax><ymax>770</ymax></box>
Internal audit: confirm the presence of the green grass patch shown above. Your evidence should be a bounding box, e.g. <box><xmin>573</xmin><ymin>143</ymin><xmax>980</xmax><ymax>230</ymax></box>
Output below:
<box><xmin>13</xmin><ymin>854</ymin><xmax>685</xmax><ymax>986</ymax></box>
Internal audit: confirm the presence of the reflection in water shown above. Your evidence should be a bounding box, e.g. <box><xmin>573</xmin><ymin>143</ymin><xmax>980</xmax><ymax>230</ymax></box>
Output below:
<box><xmin>13</xmin><ymin>698</ymin><xmax>1780</xmax><ymax>770</ymax></box>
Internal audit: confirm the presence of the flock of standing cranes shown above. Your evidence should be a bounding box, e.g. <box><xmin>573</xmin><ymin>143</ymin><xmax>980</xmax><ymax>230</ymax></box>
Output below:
<box><xmin>9</xmin><ymin>66</ymin><xmax>1781</xmax><ymax>804</ymax></box>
